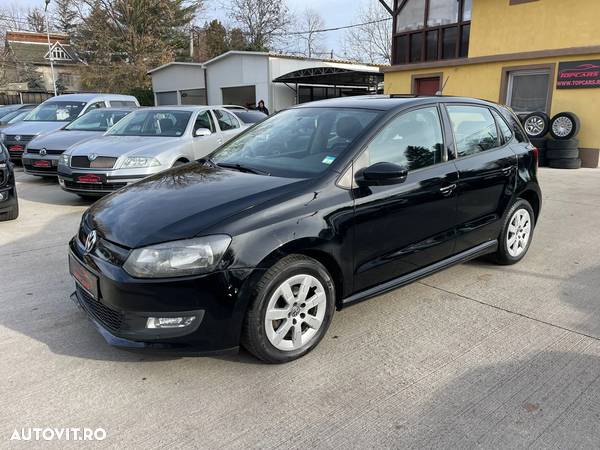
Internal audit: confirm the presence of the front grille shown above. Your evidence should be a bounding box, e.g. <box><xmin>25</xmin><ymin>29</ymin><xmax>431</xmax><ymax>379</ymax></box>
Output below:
<box><xmin>5</xmin><ymin>134</ymin><xmax>34</xmax><ymax>144</ymax></box>
<box><xmin>65</xmin><ymin>180</ymin><xmax>126</xmax><ymax>192</ymax></box>
<box><xmin>71</xmin><ymin>156</ymin><xmax>117</xmax><ymax>169</ymax></box>
<box><xmin>77</xmin><ymin>286</ymin><xmax>123</xmax><ymax>332</ymax></box>
<box><xmin>27</xmin><ymin>149</ymin><xmax>64</xmax><ymax>155</ymax></box>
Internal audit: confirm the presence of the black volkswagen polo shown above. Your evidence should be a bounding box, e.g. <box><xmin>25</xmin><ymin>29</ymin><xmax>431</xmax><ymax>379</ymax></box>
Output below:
<box><xmin>69</xmin><ymin>96</ymin><xmax>541</xmax><ymax>363</ymax></box>
<box><xmin>0</xmin><ymin>142</ymin><xmax>18</xmax><ymax>221</ymax></box>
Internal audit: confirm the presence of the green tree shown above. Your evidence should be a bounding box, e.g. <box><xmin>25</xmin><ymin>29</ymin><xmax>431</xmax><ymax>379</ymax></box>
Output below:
<box><xmin>26</xmin><ymin>8</ymin><xmax>47</xmax><ymax>33</ymax></box>
<box><xmin>53</xmin><ymin>0</ymin><xmax>78</xmax><ymax>35</ymax></box>
<box><xmin>228</xmin><ymin>27</ymin><xmax>248</xmax><ymax>51</ymax></box>
<box><xmin>227</xmin><ymin>0</ymin><xmax>290</xmax><ymax>51</ymax></box>
<box><xmin>204</xmin><ymin>20</ymin><xmax>228</xmax><ymax>59</ymax></box>
<box><xmin>19</xmin><ymin>64</ymin><xmax>45</xmax><ymax>91</ymax></box>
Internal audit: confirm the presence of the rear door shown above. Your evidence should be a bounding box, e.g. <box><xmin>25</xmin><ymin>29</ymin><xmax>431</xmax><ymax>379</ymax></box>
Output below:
<box><xmin>444</xmin><ymin>104</ymin><xmax>517</xmax><ymax>253</ymax></box>
<box><xmin>191</xmin><ymin>110</ymin><xmax>222</xmax><ymax>159</ymax></box>
<box><xmin>351</xmin><ymin>105</ymin><xmax>459</xmax><ymax>292</ymax></box>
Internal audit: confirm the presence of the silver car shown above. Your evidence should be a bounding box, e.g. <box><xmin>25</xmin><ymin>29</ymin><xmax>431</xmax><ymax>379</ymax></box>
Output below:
<box><xmin>57</xmin><ymin>106</ymin><xmax>246</xmax><ymax>197</ymax></box>
<box><xmin>0</xmin><ymin>93</ymin><xmax>139</xmax><ymax>161</ymax></box>
<box><xmin>22</xmin><ymin>108</ymin><xmax>135</xmax><ymax>177</ymax></box>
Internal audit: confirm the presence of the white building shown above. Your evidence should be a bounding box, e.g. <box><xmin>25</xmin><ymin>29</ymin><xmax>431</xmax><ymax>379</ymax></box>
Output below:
<box><xmin>148</xmin><ymin>51</ymin><xmax>383</xmax><ymax>112</ymax></box>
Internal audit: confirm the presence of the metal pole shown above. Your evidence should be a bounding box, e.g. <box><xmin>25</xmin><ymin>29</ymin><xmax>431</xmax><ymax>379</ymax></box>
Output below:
<box><xmin>44</xmin><ymin>0</ymin><xmax>57</xmax><ymax>96</ymax></box>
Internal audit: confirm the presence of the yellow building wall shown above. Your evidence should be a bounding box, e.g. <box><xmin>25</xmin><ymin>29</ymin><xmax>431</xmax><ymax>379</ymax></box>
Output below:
<box><xmin>469</xmin><ymin>0</ymin><xmax>600</xmax><ymax>57</ymax></box>
<box><xmin>384</xmin><ymin>53</ymin><xmax>600</xmax><ymax>153</ymax></box>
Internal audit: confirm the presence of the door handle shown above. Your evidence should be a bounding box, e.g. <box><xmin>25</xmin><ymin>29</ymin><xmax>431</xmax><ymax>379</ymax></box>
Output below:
<box><xmin>439</xmin><ymin>183</ymin><xmax>457</xmax><ymax>195</ymax></box>
<box><xmin>217</xmin><ymin>138</ymin><xmax>223</xmax><ymax>144</ymax></box>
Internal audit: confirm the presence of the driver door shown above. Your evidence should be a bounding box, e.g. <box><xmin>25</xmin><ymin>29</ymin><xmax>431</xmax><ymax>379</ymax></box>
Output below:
<box><xmin>351</xmin><ymin>105</ymin><xmax>460</xmax><ymax>292</ymax></box>
<box><xmin>192</xmin><ymin>110</ymin><xmax>222</xmax><ymax>159</ymax></box>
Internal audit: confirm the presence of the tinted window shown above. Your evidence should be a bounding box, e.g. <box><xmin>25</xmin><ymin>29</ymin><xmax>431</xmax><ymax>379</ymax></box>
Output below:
<box><xmin>500</xmin><ymin>106</ymin><xmax>528</xmax><ymax>143</ymax></box>
<box><xmin>110</xmin><ymin>100</ymin><xmax>138</xmax><ymax>107</ymax></box>
<box><xmin>447</xmin><ymin>105</ymin><xmax>499</xmax><ymax>157</ymax></box>
<box><xmin>214</xmin><ymin>110</ymin><xmax>240</xmax><ymax>130</ymax></box>
<box><xmin>88</xmin><ymin>101</ymin><xmax>105</xmax><ymax>110</ymax></box>
<box><xmin>492</xmin><ymin>110</ymin><xmax>512</xmax><ymax>143</ymax></box>
<box><xmin>211</xmin><ymin>108</ymin><xmax>380</xmax><ymax>178</ymax></box>
<box><xmin>194</xmin><ymin>111</ymin><xmax>215</xmax><ymax>133</ymax></box>
<box><xmin>364</xmin><ymin>106</ymin><xmax>444</xmax><ymax>171</ymax></box>
<box><xmin>107</xmin><ymin>110</ymin><xmax>191</xmax><ymax>137</ymax></box>
<box><xmin>232</xmin><ymin>110</ymin><xmax>268</xmax><ymax>124</ymax></box>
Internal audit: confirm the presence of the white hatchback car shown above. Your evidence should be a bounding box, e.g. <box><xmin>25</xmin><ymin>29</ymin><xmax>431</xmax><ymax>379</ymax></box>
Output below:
<box><xmin>57</xmin><ymin>106</ymin><xmax>247</xmax><ymax>197</ymax></box>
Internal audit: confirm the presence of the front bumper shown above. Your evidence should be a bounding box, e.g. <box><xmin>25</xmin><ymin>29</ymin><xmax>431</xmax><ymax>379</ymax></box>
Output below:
<box><xmin>22</xmin><ymin>154</ymin><xmax>61</xmax><ymax>176</ymax></box>
<box><xmin>0</xmin><ymin>183</ymin><xmax>17</xmax><ymax>215</ymax></box>
<box><xmin>68</xmin><ymin>236</ymin><xmax>261</xmax><ymax>353</ymax></box>
<box><xmin>58</xmin><ymin>166</ymin><xmax>157</xmax><ymax>196</ymax></box>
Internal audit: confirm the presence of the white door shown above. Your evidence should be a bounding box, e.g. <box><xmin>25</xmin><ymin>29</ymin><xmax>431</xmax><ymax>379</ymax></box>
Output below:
<box><xmin>212</xmin><ymin>109</ymin><xmax>243</xmax><ymax>143</ymax></box>
<box><xmin>191</xmin><ymin>110</ymin><xmax>223</xmax><ymax>159</ymax></box>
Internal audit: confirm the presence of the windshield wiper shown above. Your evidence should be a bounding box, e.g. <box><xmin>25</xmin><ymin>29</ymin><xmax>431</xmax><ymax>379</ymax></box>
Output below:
<box><xmin>214</xmin><ymin>162</ymin><xmax>270</xmax><ymax>176</ymax></box>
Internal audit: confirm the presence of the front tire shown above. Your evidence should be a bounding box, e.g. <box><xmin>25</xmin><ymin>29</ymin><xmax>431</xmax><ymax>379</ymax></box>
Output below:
<box><xmin>242</xmin><ymin>255</ymin><xmax>335</xmax><ymax>363</ymax></box>
<box><xmin>493</xmin><ymin>199</ymin><xmax>535</xmax><ymax>265</ymax></box>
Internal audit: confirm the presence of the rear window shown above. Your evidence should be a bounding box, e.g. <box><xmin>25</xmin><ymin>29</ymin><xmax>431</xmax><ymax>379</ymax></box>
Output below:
<box><xmin>232</xmin><ymin>110</ymin><xmax>268</xmax><ymax>124</ymax></box>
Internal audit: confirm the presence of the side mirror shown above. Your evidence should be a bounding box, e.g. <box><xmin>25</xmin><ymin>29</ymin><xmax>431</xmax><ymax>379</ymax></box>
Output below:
<box><xmin>356</xmin><ymin>162</ymin><xmax>408</xmax><ymax>186</ymax></box>
<box><xmin>194</xmin><ymin>128</ymin><xmax>212</xmax><ymax>137</ymax></box>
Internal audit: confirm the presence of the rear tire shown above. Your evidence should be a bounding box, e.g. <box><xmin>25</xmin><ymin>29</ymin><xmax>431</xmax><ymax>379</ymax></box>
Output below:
<box><xmin>548</xmin><ymin>158</ymin><xmax>581</xmax><ymax>169</ymax></box>
<box><xmin>546</xmin><ymin>148</ymin><xmax>579</xmax><ymax>159</ymax></box>
<box><xmin>493</xmin><ymin>199</ymin><xmax>535</xmax><ymax>265</ymax></box>
<box><xmin>0</xmin><ymin>191</ymin><xmax>19</xmax><ymax>221</ymax></box>
<box><xmin>242</xmin><ymin>254</ymin><xmax>335</xmax><ymax>363</ymax></box>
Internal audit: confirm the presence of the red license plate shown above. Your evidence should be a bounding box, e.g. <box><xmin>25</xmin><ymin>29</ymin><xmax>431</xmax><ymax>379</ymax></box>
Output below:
<box><xmin>8</xmin><ymin>145</ymin><xmax>24</xmax><ymax>152</ymax></box>
<box><xmin>69</xmin><ymin>255</ymin><xmax>99</xmax><ymax>299</ymax></box>
<box><xmin>33</xmin><ymin>160</ymin><xmax>51</xmax><ymax>168</ymax></box>
<box><xmin>78</xmin><ymin>174</ymin><xmax>102</xmax><ymax>184</ymax></box>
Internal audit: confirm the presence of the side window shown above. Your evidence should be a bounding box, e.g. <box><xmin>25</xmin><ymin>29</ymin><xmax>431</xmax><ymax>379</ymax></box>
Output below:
<box><xmin>447</xmin><ymin>105</ymin><xmax>499</xmax><ymax>157</ymax></box>
<box><xmin>110</xmin><ymin>100</ymin><xmax>138</xmax><ymax>107</ymax></box>
<box><xmin>214</xmin><ymin>109</ymin><xmax>240</xmax><ymax>131</ymax></box>
<box><xmin>194</xmin><ymin>110</ymin><xmax>215</xmax><ymax>134</ymax></box>
<box><xmin>492</xmin><ymin>110</ymin><xmax>512</xmax><ymax>143</ymax></box>
<box><xmin>364</xmin><ymin>106</ymin><xmax>444</xmax><ymax>171</ymax></box>
<box><xmin>501</xmin><ymin>107</ymin><xmax>528</xmax><ymax>143</ymax></box>
<box><xmin>88</xmin><ymin>101</ymin><xmax>105</xmax><ymax>110</ymax></box>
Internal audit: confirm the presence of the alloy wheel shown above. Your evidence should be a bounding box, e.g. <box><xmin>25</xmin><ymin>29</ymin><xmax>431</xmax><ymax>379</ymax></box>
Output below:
<box><xmin>524</xmin><ymin>116</ymin><xmax>545</xmax><ymax>137</ymax></box>
<box><xmin>264</xmin><ymin>274</ymin><xmax>327</xmax><ymax>352</ymax></box>
<box><xmin>551</xmin><ymin>116</ymin><xmax>573</xmax><ymax>138</ymax></box>
<box><xmin>507</xmin><ymin>209</ymin><xmax>531</xmax><ymax>258</ymax></box>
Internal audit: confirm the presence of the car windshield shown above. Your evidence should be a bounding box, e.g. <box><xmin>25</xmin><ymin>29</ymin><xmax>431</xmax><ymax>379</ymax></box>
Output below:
<box><xmin>0</xmin><ymin>105</ymin><xmax>22</xmax><ymax>120</ymax></box>
<box><xmin>210</xmin><ymin>107</ymin><xmax>380</xmax><ymax>178</ymax></box>
<box><xmin>1</xmin><ymin>109</ymin><xmax>31</xmax><ymax>124</ymax></box>
<box><xmin>24</xmin><ymin>101</ymin><xmax>87</xmax><ymax>122</ymax></box>
<box><xmin>232</xmin><ymin>110</ymin><xmax>268</xmax><ymax>124</ymax></box>
<box><xmin>64</xmin><ymin>109</ymin><xmax>131</xmax><ymax>132</ymax></box>
<box><xmin>106</xmin><ymin>110</ymin><xmax>191</xmax><ymax>137</ymax></box>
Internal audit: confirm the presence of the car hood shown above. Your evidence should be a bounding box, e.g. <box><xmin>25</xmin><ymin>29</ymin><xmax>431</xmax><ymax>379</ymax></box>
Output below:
<box><xmin>2</xmin><ymin>121</ymin><xmax>69</xmax><ymax>136</ymax></box>
<box><xmin>27</xmin><ymin>130</ymin><xmax>103</xmax><ymax>151</ymax></box>
<box><xmin>69</xmin><ymin>135</ymin><xmax>182</xmax><ymax>157</ymax></box>
<box><xmin>85</xmin><ymin>163</ymin><xmax>302</xmax><ymax>248</ymax></box>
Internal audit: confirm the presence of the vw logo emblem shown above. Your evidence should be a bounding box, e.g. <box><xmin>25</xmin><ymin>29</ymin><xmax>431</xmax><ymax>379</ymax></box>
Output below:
<box><xmin>88</xmin><ymin>153</ymin><xmax>98</xmax><ymax>161</ymax></box>
<box><xmin>84</xmin><ymin>230</ymin><xmax>97</xmax><ymax>253</ymax></box>
<box><xmin>14</xmin><ymin>135</ymin><xmax>21</xmax><ymax>142</ymax></box>
<box><xmin>39</xmin><ymin>148</ymin><xmax>47</xmax><ymax>156</ymax></box>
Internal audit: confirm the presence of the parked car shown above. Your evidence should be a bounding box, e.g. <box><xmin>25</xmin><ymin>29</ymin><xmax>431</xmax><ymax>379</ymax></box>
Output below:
<box><xmin>230</xmin><ymin>109</ymin><xmax>268</xmax><ymax>126</ymax></box>
<box><xmin>68</xmin><ymin>96</ymin><xmax>541</xmax><ymax>363</ymax></box>
<box><xmin>0</xmin><ymin>104</ymin><xmax>34</xmax><ymax>121</ymax></box>
<box><xmin>58</xmin><ymin>106</ymin><xmax>245</xmax><ymax>197</ymax></box>
<box><xmin>0</xmin><ymin>105</ymin><xmax>36</xmax><ymax>128</ymax></box>
<box><xmin>22</xmin><ymin>108</ymin><xmax>135</xmax><ymax>177</ymax></box>
<box><xmin>0</xmin><ymin>142</ymin><xmax>18</xmax><ymax>221</ymax></box>
<box><xmin>0</xmin><ymin>93</ymin><xmax>139</xmax><ymax>161</ymax></box>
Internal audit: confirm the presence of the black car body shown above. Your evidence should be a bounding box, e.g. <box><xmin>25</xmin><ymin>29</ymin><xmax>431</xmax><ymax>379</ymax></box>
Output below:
<box><xmin>0</xmin><ymin>142</ymin><xmax>18</xmax><ymax>221</ymax></box>
<box><xmin>69</xmin><ymin>96</ymin><xmax>541</xmax><ymax>362</ymax></box>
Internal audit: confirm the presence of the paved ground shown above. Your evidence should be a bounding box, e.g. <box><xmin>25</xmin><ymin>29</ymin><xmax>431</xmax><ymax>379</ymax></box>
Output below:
<box><xmin>1</xmin><ymin>167</ymin><xmax>600</xmax><ymax>449</ymax></box>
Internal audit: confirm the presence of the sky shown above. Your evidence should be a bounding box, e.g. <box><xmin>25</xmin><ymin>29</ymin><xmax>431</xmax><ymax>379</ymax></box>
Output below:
<box><xmin>15</xmin><ymin>0</ymin><xmax>375</xmax><ymax>57</ymax></box>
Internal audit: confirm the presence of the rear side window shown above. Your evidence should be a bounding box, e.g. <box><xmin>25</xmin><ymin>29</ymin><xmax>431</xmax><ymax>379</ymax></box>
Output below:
<box><xmin>491</xmin><ymin>110</ymin><xmax>512</xmax><ymax>143</ymax></box>
<box><xmin>364</xmin><ymin>106</ymin><xmax>444</xmax><ymax>171</ymax></box>
<box><xmin>501</xmin><ymin>107</ymin><xmax>528</xmax><ymax>143</ymax></box>
<box><xmin>110</xmin><ymin>100</ymin><xmax>138</xmax><ymax>107</ymax></box>
<box><xmin>447</xmin><ymin>105</ymin><xmax>499</xmax><ymax>157</ymax></box>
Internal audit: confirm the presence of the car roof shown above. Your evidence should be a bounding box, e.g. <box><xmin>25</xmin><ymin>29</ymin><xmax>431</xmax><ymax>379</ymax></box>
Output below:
<box><xmin>293</xmin><ymin>95</ymin><xmax>499</xmax><ymax>111</ymax></box>
<box><xmin>44</xmin><ymin>93</ymin><xmax>138</xmax><ymax>103</ymax></box>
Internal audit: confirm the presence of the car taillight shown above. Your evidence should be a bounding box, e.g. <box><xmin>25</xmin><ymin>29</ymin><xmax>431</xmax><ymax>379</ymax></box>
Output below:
<box><xmin>532</xmin><ymin>146</ymin><xmax>539</xmax><ymax>167</ymax></box>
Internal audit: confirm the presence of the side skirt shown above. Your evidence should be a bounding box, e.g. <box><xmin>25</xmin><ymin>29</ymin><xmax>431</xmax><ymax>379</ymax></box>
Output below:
<box><xmin>341</xmin><ymin>240</ymin><xmax>498</xmax><ymax>308</ymax></box>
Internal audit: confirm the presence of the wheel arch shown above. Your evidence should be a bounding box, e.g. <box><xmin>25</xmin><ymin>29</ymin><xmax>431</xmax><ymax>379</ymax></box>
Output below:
<box><xmin>518</xmin><ymin>189</ymin><xmax>541</xmax><ymax>222</ymax></box>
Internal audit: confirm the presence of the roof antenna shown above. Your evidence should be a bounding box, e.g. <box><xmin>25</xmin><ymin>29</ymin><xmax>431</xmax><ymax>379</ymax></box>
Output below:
<box><xmin>436</xmin><ymin>76</ymin><xmax>450</xmax><ymax>96</ymax></box>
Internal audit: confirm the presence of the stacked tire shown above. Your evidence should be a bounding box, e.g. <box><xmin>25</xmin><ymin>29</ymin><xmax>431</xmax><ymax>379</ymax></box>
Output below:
<box><xmin>521</xmin><ymin>111</ymin><xmax>581</xmax><ymax>169</ymax></box>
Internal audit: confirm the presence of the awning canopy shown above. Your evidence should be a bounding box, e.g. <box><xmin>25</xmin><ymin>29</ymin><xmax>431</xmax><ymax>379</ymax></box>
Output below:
<box><xmin>273</xmin><ymin>67</ymin><xmax>383</xmax><ymax>87</ymax></box>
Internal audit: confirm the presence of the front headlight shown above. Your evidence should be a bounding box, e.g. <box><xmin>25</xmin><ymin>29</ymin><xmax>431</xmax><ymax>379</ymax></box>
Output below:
<box><xmin>123</xmin><ymin>235</ymin><xmax>232</xmax><ymax>278</ymax></box>
<box><xmin>59</xmin><ymin>153</ymin><xmax>70</xmax><ymax>166</ymax></box>
<box><xmin>120</xmin><ymin>156</ymin><xmax>161</xmax><ymax>169</ymax></box>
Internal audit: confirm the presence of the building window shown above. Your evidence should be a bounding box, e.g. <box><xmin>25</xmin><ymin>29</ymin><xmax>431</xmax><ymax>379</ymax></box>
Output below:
<box><xmin>392</xmin><ymin>0</ymin><xmax>471</xmax><ymax>65</ymax></box>
<box><xmin>47</xmin><ymin>44</ymin><xmax>70</xmax><ymax>61</ymax></box>
<box><xmin>506</xmin><ymin>70</ymin><xmax>552</xmax><ymax>113</ymax></box>
<box><xmin>155</xmin><ymin>91</ymin><xmax>178</xmax><ymax>106</ymax></box>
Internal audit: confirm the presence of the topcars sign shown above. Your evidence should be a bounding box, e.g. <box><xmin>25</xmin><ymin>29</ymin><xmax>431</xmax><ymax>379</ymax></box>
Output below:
<box><xmin>557</xmin><ymin>60</ymin><xmax>600</xmax><ymax>89</ymax></box>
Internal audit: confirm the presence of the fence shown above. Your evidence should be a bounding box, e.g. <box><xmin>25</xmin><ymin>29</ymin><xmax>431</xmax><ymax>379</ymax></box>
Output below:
<box><xmin>0</xmin><ymin>92</ymin><xmax>54</xmax><ymax>105</ymax></box>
